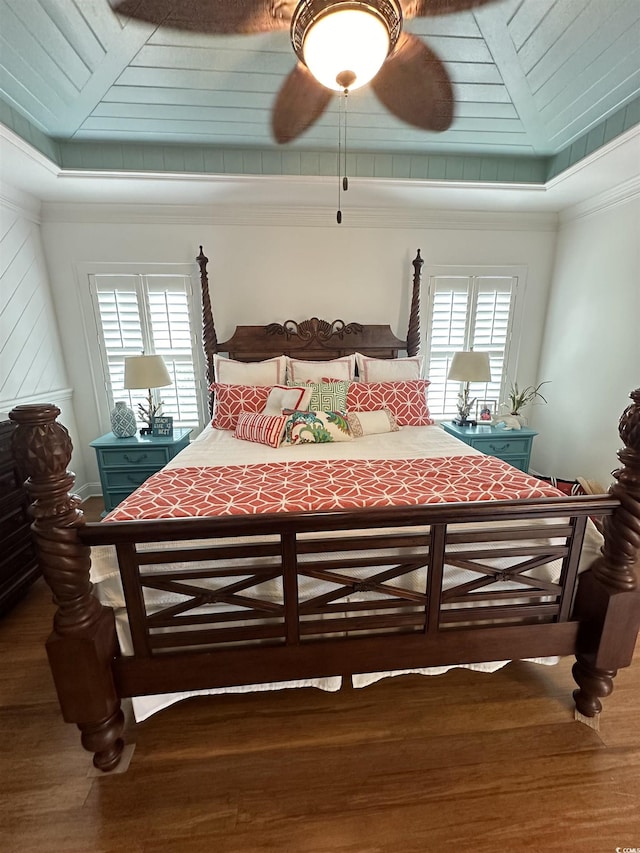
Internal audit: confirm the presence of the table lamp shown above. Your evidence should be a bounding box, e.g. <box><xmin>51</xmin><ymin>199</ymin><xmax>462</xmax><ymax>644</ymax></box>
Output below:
<box><xmin>124</xmin><ymin>354</ymin><xmax>172</xmax><ymax>435</ymax></box>
<box><xmin>447</xmin><ymin>350</ymin><xmax>491</xmax><ymax>426</ymax></box>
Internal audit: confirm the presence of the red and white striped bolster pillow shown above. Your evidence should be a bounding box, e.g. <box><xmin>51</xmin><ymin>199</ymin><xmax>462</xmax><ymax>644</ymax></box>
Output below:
<box><xmin>234</xmin><ymin>412</ymin><xmax>287</xmax><ymax>448</ymax></box>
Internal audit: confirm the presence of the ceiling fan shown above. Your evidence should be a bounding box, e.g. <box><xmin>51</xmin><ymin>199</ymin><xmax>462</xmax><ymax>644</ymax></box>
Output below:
<box><xmin>112</xmin><ymin>0</ymin><xmax>500</xmax><ymax>144</ymax></box>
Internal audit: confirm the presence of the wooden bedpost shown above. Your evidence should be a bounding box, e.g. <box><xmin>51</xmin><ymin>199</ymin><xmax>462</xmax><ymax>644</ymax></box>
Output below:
<box><xmin>406</xmin><ymin>249</ymin><xmax>422</xmax><ymax>357</ymax></box>
<box><xmin>197</xmin><ymin>245</ymin><xmax>218</xmax><ymax>394</ymax></box>
<box><xmin>9</xmin><ymin>404</ymin><xmax>125</xmax><ymax>771</ymax></box>
<box><xmin>572</xmin><ymin>388</ymin><xmax>640</xmax><ymax>720</ymax></box>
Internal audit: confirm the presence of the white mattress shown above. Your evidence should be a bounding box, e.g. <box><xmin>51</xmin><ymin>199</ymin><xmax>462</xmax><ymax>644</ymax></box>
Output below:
<box><xmin>89</xmin><ymin>424</ymin><xmax>603</xmax><ymax>721</ymax></box>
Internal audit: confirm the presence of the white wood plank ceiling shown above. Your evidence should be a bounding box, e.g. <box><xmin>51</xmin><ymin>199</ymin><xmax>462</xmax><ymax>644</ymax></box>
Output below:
<box><xmin>0</xmin><ymin>0</ymin><xmax>638</xmax><ymax>164</ymax></box>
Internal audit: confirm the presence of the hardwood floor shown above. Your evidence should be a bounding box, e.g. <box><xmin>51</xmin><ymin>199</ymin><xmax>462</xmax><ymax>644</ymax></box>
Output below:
<box><xmin>1</xmin><ymin>499</ymin><xmax>639</xmax><ymax>852</ymax></box>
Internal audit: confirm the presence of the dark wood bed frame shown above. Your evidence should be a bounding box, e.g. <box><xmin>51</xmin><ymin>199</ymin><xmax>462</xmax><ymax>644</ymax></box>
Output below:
<box><xmin>9</xmin><ymin>248</ymin><xmax>640</xmax><ymax>773</ymax></box>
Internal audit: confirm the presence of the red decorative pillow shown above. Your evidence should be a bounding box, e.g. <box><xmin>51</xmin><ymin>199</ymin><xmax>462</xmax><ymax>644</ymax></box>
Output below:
<box><xmin>346</xmin><ymin>379</ymin><xmax>434</xmax><ymax>426</ymax></box>
<box><xmin>210</xmin><ymin>383</ymin><xmax>271</xmax><ymax>430</ymax></box>
<box><xmin>235</xmin><ymin>412</ymin><xmax>287</xmax><ymax>447</ymax></box>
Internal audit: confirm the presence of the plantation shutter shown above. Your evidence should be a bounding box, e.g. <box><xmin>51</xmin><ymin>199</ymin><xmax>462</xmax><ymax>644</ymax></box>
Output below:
<box><xmin>146</xmin><ymin>277</ymin><xmax>200</xmax><ymax>427</ymax></box>
<box><xmin>91</xmin><ymin>272</ymin><xmax>203</xmax><ymax>430</ymax></box>
<box><xmin>425</xmin><ymin>273</ymin><xmax>517</xmax><ymax>420</ymax></box>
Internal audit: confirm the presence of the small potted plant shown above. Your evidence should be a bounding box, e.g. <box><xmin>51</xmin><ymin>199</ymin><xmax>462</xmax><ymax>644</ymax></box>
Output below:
<box><xmin>501</xmin><ymin>380</ymin><xmax>549</xmax><ymax>425</ymax></box>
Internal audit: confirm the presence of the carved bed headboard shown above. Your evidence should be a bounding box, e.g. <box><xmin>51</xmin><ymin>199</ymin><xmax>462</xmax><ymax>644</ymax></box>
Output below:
<box><xmin>196</xmin><ymin>247</ymin><xmax>423</xmax><ymax>388</ymax></box>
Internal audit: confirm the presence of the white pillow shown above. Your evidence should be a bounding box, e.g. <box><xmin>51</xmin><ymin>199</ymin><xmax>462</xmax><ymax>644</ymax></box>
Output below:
<box><xmin>214</xmin><ymin>354</ymin><xmax>286</xmax><ymax>386</ymax></box>
<box><xmin>263</xmin><ymin>385</ymin><xmax>312</xmax><ymax>416</ymax></box>
<box><xmin>287</xmin><ymin>354</ymin><xmax>356</xmax><ymax>383</ymax></box>
<box><xmin>347</xmin><ymin>408</ymin><xmax>400</xmax><ymax>436</ymax></box>
<box><xmin>355</xmin><ymin>353</ymin><xmax>423</xmax><ymax>382</ymax></box>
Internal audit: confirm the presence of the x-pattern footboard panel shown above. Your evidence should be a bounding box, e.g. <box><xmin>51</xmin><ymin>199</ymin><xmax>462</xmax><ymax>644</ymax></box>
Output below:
<box><xmin>106</xmin><ymin>505</ymin><xmax>592</xmax><ymax>658</ymax></box>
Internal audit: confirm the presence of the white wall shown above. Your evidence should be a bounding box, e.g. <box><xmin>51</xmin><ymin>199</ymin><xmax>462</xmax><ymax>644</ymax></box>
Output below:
<box><xmin>530</xmin><ymin>190</ymin><xmax>640</xmax><ymax>486</ymax></box>
<box><xmin>40</xmin><ymin>202</ymin><xmax>558</xmax><ymax>490</ymax></box>
<box><xmin>0</xmin><ymin>189</ymin><xmax>86</xmax><ymax>488</ymax></box>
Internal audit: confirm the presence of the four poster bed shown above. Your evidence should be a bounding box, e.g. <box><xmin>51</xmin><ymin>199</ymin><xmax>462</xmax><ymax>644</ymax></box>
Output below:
<box><xmin>10</xmin><ymin>249</ymin><xmax>640</xmax><ymax>773</ymax></box>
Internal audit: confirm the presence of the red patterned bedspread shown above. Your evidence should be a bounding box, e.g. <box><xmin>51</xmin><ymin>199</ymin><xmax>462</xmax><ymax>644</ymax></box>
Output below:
<box><xmin>105</xmin><ymin>455</ymin><xmax>562</xmax><ymax>521</ymax></box>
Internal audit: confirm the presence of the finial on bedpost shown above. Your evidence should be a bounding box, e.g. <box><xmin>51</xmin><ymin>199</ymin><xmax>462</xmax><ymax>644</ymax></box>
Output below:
<box><xmin>197</xmin><ymin>246</ymin><xmax>217</xmax><ymax>399</ymax></box>
<box><xmin>406</xmin><ymin>249</ymin><xmax>422</xmax><ymax>357</ymax></box>
<box><xmin>9</xmin><ymin>404</ymin><xmax>124</xmax><ymax>771</ymax></box>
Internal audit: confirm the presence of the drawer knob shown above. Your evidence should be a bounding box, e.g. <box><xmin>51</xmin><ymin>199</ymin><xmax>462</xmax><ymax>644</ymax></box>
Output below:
<box><xmin>489</xmin><ymin>443</ymin><xmax>510</xmax><ymax>453</ymax></box>
<box><xmin>123</xmin><ymin>453</ymin><xmax>148</xmax><ymax>464</ymax></box>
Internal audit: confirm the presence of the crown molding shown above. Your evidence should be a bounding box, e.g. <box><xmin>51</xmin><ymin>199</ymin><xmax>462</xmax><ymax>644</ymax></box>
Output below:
<box><xmin>559</xmin><ymin>175</ymin><xmax>640</xmax><ymax>224</ymax></box>
<box><xmin>40</xmin><ymin>201</ymin><xmax>558</xmax><ymax>232</ymax></box>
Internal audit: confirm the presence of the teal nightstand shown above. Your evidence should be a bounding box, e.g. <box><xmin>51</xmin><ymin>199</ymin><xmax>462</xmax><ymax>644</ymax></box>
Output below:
<box><xmin>442</xmin><ymin>421</ymin><xmax>537</xmax><ymax>472</ymax></box>
<box><xmin>91</xmin><ymin>427</ymin><xmax>192</xmax><ymax>512</ymax></box>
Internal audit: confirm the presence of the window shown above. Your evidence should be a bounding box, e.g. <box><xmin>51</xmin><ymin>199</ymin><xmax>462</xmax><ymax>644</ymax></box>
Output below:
<box><xmin>89</xmin><ymin>270</ymin><xmax>205</xmax><ymax>430</ymax></box>
<box><xmin>424</xmin><ymin>268</ymin><xmax>523</xmax><ymax>420</ymax></box>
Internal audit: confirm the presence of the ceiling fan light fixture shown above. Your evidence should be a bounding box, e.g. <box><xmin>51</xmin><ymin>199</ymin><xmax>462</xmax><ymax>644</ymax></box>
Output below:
<box><xmin>292</xmin><ymin>1</ymin><xmax>402</xmax><ymax>92</ymax></box>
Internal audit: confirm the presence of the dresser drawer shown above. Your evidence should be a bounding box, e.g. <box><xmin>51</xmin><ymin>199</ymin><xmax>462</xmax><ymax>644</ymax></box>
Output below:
<box><xmin>102</xmin><ymin>468</ymin><xmax>158</xmax><ymax>490</ymax></box>
<box><xmin>0</xmin><ymin>533</ymin><xmax>36</xmax><ymax>580</ymax></box>
<box><xmin>97</xmin><ymin>447</ymin><xmax>169</xmax><ymax>469</ymax></box>
<box><xmin>0</xmin><ymin>462</ymin><xmax>21</xmax><ymax>494</ymax></box>
<box><xmin>0</xmin><ymin>495</ymin><xmax>31</xmax><ymax>542</ymax></box>
<box><xmin>470</xmin><ymin>435</ymin><xmax>532</xmax><ymax>456</ymax></box>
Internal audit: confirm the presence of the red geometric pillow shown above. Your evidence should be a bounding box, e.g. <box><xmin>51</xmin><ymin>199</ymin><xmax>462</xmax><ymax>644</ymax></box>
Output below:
<box><xmin>346</xmin><ymin>379</ymin><xmax>434</xmax><ymax>426</ymax></box>
<box><xmin>210</xmin><ymin>383</ymin><xmax>271</xmax><ymax>430</ymax></box>
<box><xmin>235</xmin><ymin>412</ymin><xmax>288</xmax><ymax>447</ymax></box>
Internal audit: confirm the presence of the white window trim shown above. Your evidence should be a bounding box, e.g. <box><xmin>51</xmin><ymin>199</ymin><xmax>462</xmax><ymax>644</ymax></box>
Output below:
<box><xmin>75</xmin><ymin>261</ymin><xmax>208</xmax><ymax>435</ymax></box>
<box><xmin>423</xmin><ymin>264</ymin><xmax>527</xmax><ymax>420</ymax></box>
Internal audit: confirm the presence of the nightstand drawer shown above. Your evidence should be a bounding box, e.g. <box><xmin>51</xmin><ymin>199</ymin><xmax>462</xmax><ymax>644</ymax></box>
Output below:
<box><xmin>92</xmin><ymin>428</ymin><xmax>192</xmax><ymax>514</ymax></box>
<box><xmin>102</xmin><ymin>468</ymin><xmax>158</xmax><ymax>490</ymax></box>
<box><xmin>470</xmin><ymin>435</ymin><xmax>531</xmax><ymax>456</ymax></box>
<box><xmin>98</xmin><ymin>447</ymin><xmax>169</xmax><ymax>468</ymax></box>
<box><xmin>499</xmin><ymin>455</ymin><xmax>529</xmax><ymax>472</ymax></box>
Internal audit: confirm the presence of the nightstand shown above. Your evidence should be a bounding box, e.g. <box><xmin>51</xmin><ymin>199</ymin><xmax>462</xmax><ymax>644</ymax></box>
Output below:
<box><xmin>442</xmin><ymin>421</ymin><xmax>537</xmax><ymax>472</ymax></box>
<box><xmin>91</xmin><ymin>428</ymin><xmax>192</xmax><ymax>513</ymax></box>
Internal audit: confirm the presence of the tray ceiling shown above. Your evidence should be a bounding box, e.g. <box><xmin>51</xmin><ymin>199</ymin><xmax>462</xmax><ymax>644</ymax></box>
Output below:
<box><xmin>0</xmin><ymin>0</ymin><xmax>639</xmax><ymax>180</ymax></box>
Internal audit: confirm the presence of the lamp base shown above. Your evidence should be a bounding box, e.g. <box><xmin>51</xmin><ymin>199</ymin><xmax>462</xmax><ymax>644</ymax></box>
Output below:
<box><xmin>452</xmin><ymin>418</ymin><xmax>477</xmax><ymax>427</ymax></box>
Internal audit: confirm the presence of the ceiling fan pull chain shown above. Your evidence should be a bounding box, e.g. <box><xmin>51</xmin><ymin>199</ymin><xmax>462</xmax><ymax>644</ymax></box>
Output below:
<box><xmin>337</xmin><ymin>90</ymin><xmax>343</xmax><ymax>224</ymax></box>
<box><xmin>336</xmin><ymin>88</ymin><xmax>350</xmax><ymax>224</ymax></box>
<box><xmin>343</xmin><ymin>88</ymin><xmax>349</xmax><ymax>193</ymax></box>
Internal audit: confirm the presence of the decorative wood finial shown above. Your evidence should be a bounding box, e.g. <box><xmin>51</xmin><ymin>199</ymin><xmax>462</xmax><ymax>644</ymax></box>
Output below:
<box><xmin>197</xmin><ymin>246</ymin><xmax>217</xmax><ymax>399</ymax></box>
<box><xmin>407</xmin><ymin>249</ymin><xmax>423</xmax><ymax>357</ymax></box>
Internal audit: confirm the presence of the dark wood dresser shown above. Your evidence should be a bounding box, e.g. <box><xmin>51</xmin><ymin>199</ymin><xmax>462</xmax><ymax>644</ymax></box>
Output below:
<box><xmin>0</xmin><ymin>416</ymin><xmax>40</xmax><ymax>614</ymax></box>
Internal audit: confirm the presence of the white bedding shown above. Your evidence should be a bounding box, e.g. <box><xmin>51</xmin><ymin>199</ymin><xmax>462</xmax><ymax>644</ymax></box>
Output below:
<box><xmin>90</xmin><ymin>424</ymin><xmax>603</xmax><ymax>721</ymax></box>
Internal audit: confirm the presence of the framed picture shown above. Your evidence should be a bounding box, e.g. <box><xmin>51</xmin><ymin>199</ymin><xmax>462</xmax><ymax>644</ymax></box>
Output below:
<box><xmin>151</xmin><ymin>416</ymin><xmax>173</xmax><ymax>437</ymax></box>
<box><xmin>476</xmin><ymin>399</ymin><xmax>496</xmax><ymax>423</ymax></box>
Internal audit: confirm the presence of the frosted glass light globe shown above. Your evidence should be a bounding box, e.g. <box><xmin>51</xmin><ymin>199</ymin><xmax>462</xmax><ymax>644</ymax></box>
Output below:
<box><xmin>303</xmin><ymin>9</ymin><xmax>390</xmax><ymax>91</ymax></box>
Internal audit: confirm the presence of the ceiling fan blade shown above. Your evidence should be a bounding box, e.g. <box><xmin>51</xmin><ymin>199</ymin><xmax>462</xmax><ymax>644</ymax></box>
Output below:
<box><xmin>371</xmin><ymin>34</ymin><xmax>454</xmax><ymax>132</ymax></box>
<box><xmin>272</xmin><ymin>65</ymin><xmax>332</xmax><ymax>144</ymax></box>
<box><xmin>111</xmin><ymin>1</ymin><xmax>292</xmax><ymax>34</ymax></box>
<box><xmin>401</xmin><ymin>0</ymin><xmax>499</xmax><ymax>18</ymax></box>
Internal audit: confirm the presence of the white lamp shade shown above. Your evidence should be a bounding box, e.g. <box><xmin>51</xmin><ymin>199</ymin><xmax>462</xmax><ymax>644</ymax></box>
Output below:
<box><xmin>447</xmin><ymin>351</ymin><xmax>491</xmax><ymax>383</ymax></box>
<box><xmin>124</xmin><ymin>355</ymin><xmax>172</xmax><ymax>390</ymax></box>
<box><xmin>303</xmin><ymin>8</ymin><xmax>390</xmax><ymax>91</ymax></box>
